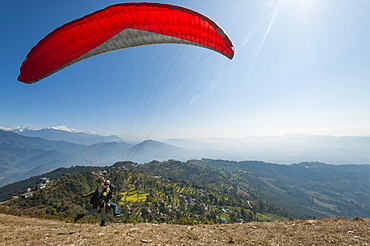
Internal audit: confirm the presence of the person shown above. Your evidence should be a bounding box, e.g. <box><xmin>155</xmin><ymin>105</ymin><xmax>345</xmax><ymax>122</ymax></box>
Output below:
<box><xmin>74</xmin><ymin>179</ymin><xmax>121</xmax><ymax>226</ymax></box>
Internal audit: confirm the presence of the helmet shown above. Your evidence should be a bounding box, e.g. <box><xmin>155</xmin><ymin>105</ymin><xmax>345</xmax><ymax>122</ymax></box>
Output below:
<box><xmin>104</xmin><ymin>180</ymin><xmax>110</xmax><ymax>185</ymax></box>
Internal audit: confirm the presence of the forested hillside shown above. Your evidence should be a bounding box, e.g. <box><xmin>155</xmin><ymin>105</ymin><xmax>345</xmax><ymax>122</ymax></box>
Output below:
<box><xmin>188</xmin><ymin>159</ymin><xmax>370</xmax><ymax>218</ymax></box>
<box><xmin>0</xmin><ymin>161</ymin><xmax>286</xmax><ymax>225</ymax></box>
<box><xmin>0</xmin><ymin>166</ymin><xmax>92</xmax><ymax>201</ymax></box>
<box><xmin>2</xmin><ymin>159</ymin><xmax>369</xmax><ymax>224</ymax></box>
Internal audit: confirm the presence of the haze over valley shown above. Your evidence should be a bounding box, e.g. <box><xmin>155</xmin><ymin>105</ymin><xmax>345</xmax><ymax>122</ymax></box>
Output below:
<box><xmin>1</xmin><ymin>125</ymin><xmax>370</xmax><ymax>187</ymax></box>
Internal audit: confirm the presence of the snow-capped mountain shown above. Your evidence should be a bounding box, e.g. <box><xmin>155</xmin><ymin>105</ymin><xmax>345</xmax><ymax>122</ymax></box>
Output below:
<box><xmin>9</xmin><ymin>124</ymin><xmax>92</xmax><ymax>134</ymax></box>
<box><xmin>0</xmin><ymin>124</ymin><xmax>38</xmax><ymax>132</ymax></box>
<box><xmin>11</xmin><ymin>124</ymin><xmax>39</xmax><ymax>132</ymax></box>
<box><xmin>6</xmin><ymin>125</ymin><xmax>123</xmax><ymax>145</ymax></box>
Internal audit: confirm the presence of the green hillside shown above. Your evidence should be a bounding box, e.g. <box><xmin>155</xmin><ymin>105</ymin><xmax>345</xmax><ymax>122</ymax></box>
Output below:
<box><xmin>0</xmin><ymin>161</ymin><xmax>287</xmax><ymax>224</ymax></box>
<box><xmin>188</xmin><ymin>159</ymin><xmax>370</xmax><ymax>218</ymax></box>
<box><xmin>2</xmin><ymin>159</ymin><xmax>369</xmax><ymax>224</ymax></box>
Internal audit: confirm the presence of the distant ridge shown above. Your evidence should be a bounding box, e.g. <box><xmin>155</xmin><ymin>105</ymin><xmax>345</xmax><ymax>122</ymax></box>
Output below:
<box><xmin>0</xmin><ymin>130</ymin><xmax>197</xmax><ymax>187</ymax></box>
<box><xmin>8</xmin><ymin>125</ymin><xmax>123</xmax><ymax>145</ymax></box>
<box><xmin>3</xmin><ymin>124</ymin><xmax>370</xmax><ymax>164</ymax></box>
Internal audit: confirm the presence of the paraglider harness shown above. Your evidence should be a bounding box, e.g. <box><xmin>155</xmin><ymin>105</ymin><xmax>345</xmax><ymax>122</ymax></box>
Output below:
<box><xmin>89</xmin><ymin>186</ymin><xmax>111</xmax><ymax>210</ymax></box>
<box><xmin>89</xmin><ymin>174</ymin><xmax>118</xmax><ymax>211</ymax></box>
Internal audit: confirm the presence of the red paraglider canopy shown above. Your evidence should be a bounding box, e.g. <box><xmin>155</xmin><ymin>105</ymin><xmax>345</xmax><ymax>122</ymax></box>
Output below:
<box><xmin>18</xmin><ymin>2</ymin><xmax>234</xmax><ymax>84</ymax></box>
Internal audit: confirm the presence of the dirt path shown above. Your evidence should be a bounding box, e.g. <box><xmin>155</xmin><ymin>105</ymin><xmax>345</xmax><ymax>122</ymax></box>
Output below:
<box><xmin>0</xmin><ymin>214</ymin><xmax>369</xmax><ymax>245</ymax></box>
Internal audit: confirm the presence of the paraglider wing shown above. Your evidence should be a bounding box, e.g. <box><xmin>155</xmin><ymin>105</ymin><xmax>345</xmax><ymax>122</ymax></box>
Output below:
<box><xmin>18</xmin><ymin>2</ymin><xmax>234</xmax><ymax>84</ymax></box>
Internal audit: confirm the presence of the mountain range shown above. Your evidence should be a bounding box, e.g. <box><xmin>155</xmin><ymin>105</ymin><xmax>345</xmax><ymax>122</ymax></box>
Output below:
<box><xmin>0</xmin><ymin>126</ymin><xmax>200</xmax><ymax>187</ymax></box>
<box><xmin>1</xmin><ymin>125</ymin><xmax>370</xmax><ymax>219</ymax></box>
<box><xmin>4</xmin><ymin>125</ymin><xmax>123</xmax><ymax>145</ymax></box>
<box><xmin>1</xmin><ymin>124</ymin><xmax>370</xmax><ymax>187</ymax></box>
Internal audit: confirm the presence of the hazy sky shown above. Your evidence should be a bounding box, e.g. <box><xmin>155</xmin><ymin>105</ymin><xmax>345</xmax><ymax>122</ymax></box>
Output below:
<box><xmin>1</xmin><ymin>0</ymin><xmax>370</xmax><ymax>141</ymax></box>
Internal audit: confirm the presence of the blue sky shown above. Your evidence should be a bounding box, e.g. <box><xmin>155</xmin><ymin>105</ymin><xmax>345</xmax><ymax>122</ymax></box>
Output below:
<box><xmin>1</xmin><ymin>0</ymin><xmax>370</xmax><ymax>141</ymax></box>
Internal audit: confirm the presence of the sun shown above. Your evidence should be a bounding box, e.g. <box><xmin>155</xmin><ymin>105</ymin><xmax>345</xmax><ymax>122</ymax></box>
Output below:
<box><xmin>278</xmin><ymin>0</ymin><xmax>324</xmax><ymax>21</ymax></box>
